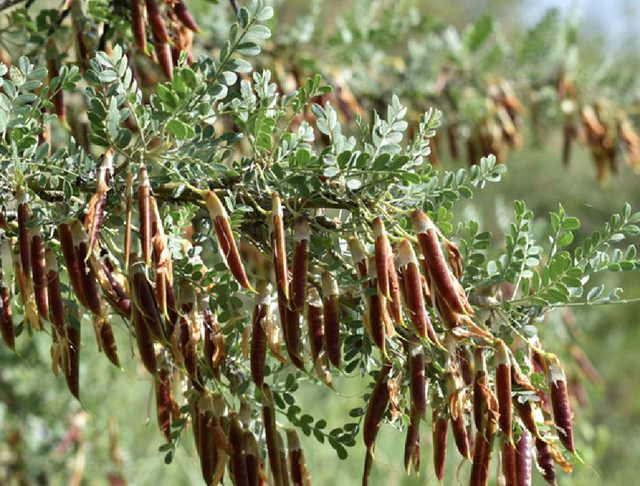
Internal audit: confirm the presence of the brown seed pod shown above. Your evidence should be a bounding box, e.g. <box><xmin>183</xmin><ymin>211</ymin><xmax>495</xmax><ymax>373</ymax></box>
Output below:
<box><xmin>535</xmin><ymin>438</ymin><xmax>557</xmax><ymax>485</ymax></box>
<box><xmin>285</xmin><ymin>305</ymin><xmax>304</xmax><ymax>370</ymax></box>
<box><xmin>130</xmin><ymin>0</ymin><xmax>148</xmax><ymax>53</ymax></box>
<box><xmin>205</xmin><ymin>191</ymin><xmax>252</xmax><ymax>290</ymax></box>
<box><xmin>473</xmin><ymin>348</ymin><xmax>488</xmax><ymax>430</ymax></box>
<box><xmin>321</xmin><ymin>271</ymin><xmax>341</xmax><ymax>368</ymax></box>
<box><xmin>373</xmin><ymin>217</ymin><xmax>391</xmax><ymax>300</ymax></box>
<box><xmin>138</xmin><ymin>165</ymin><xmax>152</xmax><ymax>266</ymax></box>
<box><xmin>262</xmin><ymin>385</ymin><xmax>284</xmax><ymax>486</ymax></box>
<box><xmin>98</xmin><ymin>316</ymin><xmax>120</xmax><ymax>368</ymax></box>
<box><xmin>16</xmin><ymin>186</ymin><xmax>31</xmax><ymax>278</ymax></box>
<box><xmin>64</xmin><ymin>311</ymin><xmax>81</xmax><ymax>400</ymax></box>
<box><xmin>397</xmin><ymin>240</ymin><xmax>438</xmax><ymax>344</ymax></box>
<box><xmin>448</xmin><ymin>124</ymin><xmax>459</xmax><ymax>160</ymax></box>
<box><xmin>172</xmin><ymin>0</ymin><xmax>200</xmax><ymax>32</ymax></box>
<box><xmin>71</xmin><ymin>221</ymin><xmax>102</xmax><ymax>316</ymax></box>
<box><xmin>0</xmin><ymin>266</ymin><xmax>15</xmax><ymax>350</ymax></box>
<box><xmin>155</xmin><ymin>368</ymin><xmax>172</xmax><ymax>442</ymax></box>
<box><xmin>367</xmin><ymin>256</ymin><xmax>386</xmax><ymax>354</ymax></box>
<box><xmin>495</xmin><ymin>339</ymin><xmax>513</xmax><ymax>442</ymax></box>
<box><xmin>548</xmin><ymin>356</ymin><xmax>575</xmax><ymax>453</ymax></box>
<box><xmin>270</xmin><ymin>193</ymin><xmax>289</xmax><ymax>301</ymax></box>
<box><xmin>411</xmin><ymin>209</ymin><xmax>471</xmax><ymax>315</ymax></box>
<box><xmin>502</xmin><ymin>440</ymin><xmax>518</xmax><ymax>486</ymax></box>
<box><xmin>45</xmin><ymin>249</ymin><xmax>65</xmax><ymax>338</ymax></box>
<box><xmin>516</xmin><ymin>428</ymin><xmax>533</xmax><ymax>486</ymax></box>
<box><xmin>58</xmin><ymin>222</ymin><xmax>89</xmax><ymax>308</ymax></box>
<box><xmin>386</xmin><ymin>248</ymin><xmax>403</xmax><ymax>326</ymax></box>
<box><xmin>469</xmin><ymin>417</ymin><xmax>497</xmax><ymax>486</ymax></box>
<box><xmin>348</xmin><ymin>236</ymin><xmax>368</xmax><ymax>280</ymax></box>
<box><xmin>30</xmin><ymin>224</ymin><xmax>49</xmax><ymax>319</ymax></box>
<box><xmin>444</xmin><ymin>239</ymin><xmax>463</xmax><ymax>281</ymax></box>
<box><xmin>132</xmin><ymin>303</ymin><xmax>157</xmax><ymax>375</ymax></box>
<box><xmin>145</xmin><ymin>0</ymin><xmax>169</xmax><ymax>42</ymax></box>
<box><xmin>124</xmin><ymin>172</ymin><xmax>134</xmax><ymax>270</ymax></box>
<box><xmin>432</xmin><ymin>407</ymin><xmax>448</xmax><ymax>483</ymax></box>
<box><xmin>514</xmin><ymin>398</ymin><xmax>540</xmax><ymax>438</ymax></box>
<box><xmin>156</xmin><ymin>41</ymin><xmax>174</xmax><ymax>80</ymax></box>
<box><xmin>85</xmin><ymin>151</ymin><xmax>113</xmax><ymax>255</ymax></box>
<box><xmin>291</xmin><ymin>217</ymin><xmax>309</xmax><ymax>313</ymax></box>
<box><xmin>363</xmin><ymin>362</ymin><xmax>392</xmax><ymax>450</ymax></box>
<box><xmin>229</xmin><ymin>414</ymin><xmax>250</xmax><ymax>486</ymax></box>
<box><xmin>250</xmin><ymin>281</ymin><xmax>268</xmax><ymax>388</ymax></box>
<box><xmin>131</xmin><ymin>263</ymin><xmax>165</xmax><ymax>341</ymax></box>
<box><xmin>306</xmin><ymin>286</ymin><xmax>324</xmax><ymax>361</ymax></box>
<box><xmin>445</xmin><ymin>371</ymin><xmax>471</xmax><ymax>460</ymax></box>
<box><xmin>287</xmin><ymin>429</ymin><xmax>311</xmax><ymax>486</ymax></box>
<box><xmin>404</xmin><ymin>406</ymin><xmax>421</xmax><ymax>475</ymax></box>
<box><xmin>244</xmin><ymin>431</ymin><xmax>261</xmax><ymax>486</ymax></box>
<box><xmin>408</xmin><ymin>340</ymin><xmax>426</xmax><ymax>418</ymax></box>
<box><xmin>100</xmin><ymin>259</ymin><xmax>132</xmax><ymax>317</ymax></box>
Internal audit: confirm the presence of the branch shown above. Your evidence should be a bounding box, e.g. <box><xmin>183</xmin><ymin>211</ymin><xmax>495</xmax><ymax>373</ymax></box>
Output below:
<box><xmin>0</xmin><ymin>0</ymin><xmax>28</xmax><ymax>12</ymax></box>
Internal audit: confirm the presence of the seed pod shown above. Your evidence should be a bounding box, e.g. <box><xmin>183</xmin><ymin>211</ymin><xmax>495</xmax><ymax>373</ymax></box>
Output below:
<box><xmin>155</xmin><ymin>368</ymin><xmax>172</xmax><ymax>442</ymax></box>
<box><xmin>47</xmin><ymin>40</ymin><xmax>66</xmax><ymax>123</ymax></box>
<box><xmin>173</xmin><ymin>0</ymin><xmax>200</xmax><ymax>31</ymax></box>
<box><xmin>473</xmin><ymin>348</ymin><xmax>488</xmax><ymax>430</ymax></box>
<box><xmin>244</xmin><ymin>431</ymin><xmax>261</xmax><ymax>486</ymax></box>
<box><xmin>291</xmin><ymin>217</ymin><xmax>309</xmax><ymax>313</ymax></box>
<box><xmin>469</xmin><ymin>417</ymin><xmax>497</xmax><ymax>486</ymax></box>
<box><xmin>277</xmin><ymin>432</ymin><xmax>291</xmax><ymax>486</ymax></box>
<box><xmin>448</xmin><ymin>124</ymin><xmax>459</xmax><ymax>160</ymax></box>
<box><xmin>262</xmin><ymin>385</ymin><xmax>284</xmax><ymax>486</ymax></box>
<box><xmin>444</xmin><ymin>239</ymin><xmax>463</xmax><ymax>281</ymax></box>
<box><xmin>132</xmin><ymin>304</ymin><xmax>157</xmax><ymax>375</ymax></box>
<box><xmin>203</xmin><ymin>306</ymin><xmax>225</xmax><ymax>372</ymax></box>
<box><xmin>432</xmin><ymin>407</ymin><xmax>448</xmax><ymax>482</ymax></box>
<box><xmin>16</xmin><ymin>186</ymin><xmax>31</xmax><ymax>278</ymax></box>
<box><xmin>64</xmin><ymin>310</ymin><xmax>81</xmax><ymax>400</ymax></box>
<box><xmin>270</xmin><ymin>193</ymin><xmax>289</xmax><ymax>301</ymax></box>
<box><xmin>514</xmin><ymin>399</ymin><xmax>539</xmax><ymax>438</ymax></box>
<box><xmin>205</xmin><ymin>191</ymin><xmax>252</xmax><ymax>289</ymax></box>
<box><xmin>85</xmin><ymin>151</ymin><xmax>113</xmax><ymax>255</ymax></box>
<box><xmin>250</xmin><ymin>281</ymin><xmax>268</xmax><ymax>388</ymax></box>
<box><xmin>124</xmin><ymin>172</ymin><xmax>134</xmax><ymax>270</ymax></box>
<box><xmin>495</xmin><ymin>339</ymin><xmax>513</xmax><ymax>442</ymax></box>
<box><xmin>373</xmin><ymin>217</ymin><xmax>391</xmax><ymax>300</ymax></box>
<box><xmin>502</xmin><ymin>440</ymin><xmax>517</xmax><ymax>486</ymax></box>
<box><xmin>387</xmin><ymin>248</ymin><xmax>403</xmax><ymax>325</ymax></box>
<box><xmin>130</xmin><ymin>0</ymin><xmax>147</xmax><ymax>53</ymax></box>
<box><xmin>71</xmin><ymin>221</ymin><xmax>102</xmax><ymax>316</ymax></box>
<box><xmin>404</xmin><ymin>406</ymin><xmax>421</xmax><ymax>475</ymax></box>
<box><xmin>408</xmin><ymin>340</ymin><xmax>426</xmax><ymax>418</ymax></box>
<box><xmin>285</xmin><ymin>305</ymin><xmax>304</xmax><ymax>370</ymax></box>
<box><xmin>30</xmin><ymin>224</ymin><xmax>49</xmax><ymax>319</ymax></box>
<box><xmin>321</xmin><ymin>271</ymin><xmax>341</xmax><ymax>368</ymax></box>
<box><xmin>515</xmin><ymin>428</ymin><xmax>533</xmax><ymax>486</ymax></box>
<box><xmin>230</xmin><ymin>414</ymin><xmax>250</xmax><ymax>486</ymax></box>
<box><xmin>145</xmin><ymin>0</ymin><xmax>169</xmax><ymax>42</ymax></box>
<box><xmin>367</xmin><ymin>256</ymin><xmax>386</xmax><ymax>353</ymax></box>
<box><xmin>548</xmin><ymin>356</ymin><xmax>574</xmax><ymax>453</ymax></box>
<box><xmin>287</xmin><ymin>429</ymin><xmax>310</xmax><ymax>486</ymax></box>
<box><xmin>156</xmin><ymin>41</ymin><xmax>174</xmax><ymax>80</ymax></box>
<box><xmin>446</xmin><ymin>371</ymin><xmax>471</xmax><ymax>460</ymax></box>
<box><xmin>98</xmin><ymin>316</ymin><xmax>120</xmax><ymax>368</ymax></box>
<box><xmin>411</xmin><ymin>209</ymin><xmax>470</xmax><ymax>315</ymax></box>
<box><xmin>363</xmin><ymin>362</ymin><xmax>391</xmax><ymax>450</ymax></box>
<box><xmin>45</xmin><ymin>249</ymin><xmax>65</xmax><ymax>338</ymax></box>
<box><xmin>131</xmin><ymin>263</ymin><xmax>165</xmax><ymax>341</ymax></box>
<box><xmin>307</xmin><ymin>286</ymin><xmax>324</xmax><ymax>361</ymax></box>
<box><xmin>138</xmin><ymin>165</ymin><xmax>153</xmax><ymax>266</ymax></box>
<box><xmin>535</xmin><ymin>438</ymin><xmax>556</xmax><ymax>485</ymax></box>
<box><xmin>100</xmin><ymin>260</ymin><xmax>132</xmax><ymax>317</ymax></box>
<box><xmin>348</xmin><ymin>236</ymin><xmax>368</xmax><ymax>280</ymax></box>
<box><xmin>397</xmin><ymin>240</ymin><xmax>438</xmax><ymax>344</ymax></box>
<box><xmin>58</xmin><ymin>223</ymin><xmax>88</xmax><ymax>308</ymax></box>
<box><xmin>0</xmin><ymin>266</ymin><xmax>15</xmax><ymax>350</ymax></box>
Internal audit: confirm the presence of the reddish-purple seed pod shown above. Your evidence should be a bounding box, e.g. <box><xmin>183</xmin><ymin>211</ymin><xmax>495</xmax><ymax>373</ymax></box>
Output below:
<box><xmin>229</xmin><ymin>414</ymin><xmax>250</xmax><ymax>486</ymax></box>
<box><xmin>45</xmin><ymin>249</ymin><xmax>65</xmax><ymax>338</ymax></box>
<box><xmin>446</xmin><ymin>372</ymin><xmax>471</xmax><ymax>460</ymax></box>
<box><xmin>65</xmin><ymin>312</ymin><xmax>81</xmax><ymax>400</ymax></box>
<box><xmin>250</xmin><ymin>282</ymin><xmax>268</xmax><ymax>388</ymax></box>
<box><xmin>322</xmin><ymin>271</ymin><xmax>341</xmax><ymax>369</ymax></box>
<box><xmin>363</xmin><ymin>363</ymin><xmax>391</xmax><ymax>450</ymax></box>
<box><xmin>502</xmin><ymin>440</ymin><xmax>518</xmax><ymax>486</ymax></box>
<box><xmin>291</xmin><ymin>217</ymin><xmax>309</xmax><ymax>313</ymax></box>
<box><xmin>58</xmin><ymin>222</ymin><xmax>88</xmax><ymax>308</ymax></box>
<box><xmin>138</xmin><ymin>165</ymin><xmax>152</xmax><ymax>267</ymax></box>
<box><xmin>270</xmin><ymin>193</ymin><xmax>289</xmax><ymax>301</ymax></box>
<box><xmin>99</xmin><ymin>317</ymin><xmax>120</xmax><ymax>368</ymax></box>
<box><xmin>244</xmin><ymin>431</ymin><xmax>260</xmax><ymax>486</ymax></box>
<box><xmin>287</xmin><ymin>429</ymin><xmax>310</xmax><ymax>486</ymax></box>
<box><xmin>85</xmin><ymin>150</ymin><xmax>113</xmax><ymax>255</ymax></box>
<box><xmin>0</xmin><ymin>267</ymin><xmax>15</xmax><ymax>350</ymax></box>
<box><xmin>515</xmin><ymin>429</ymin><xmax>533</xmax><ymax>486</ymax></box>
<box><xmin>404</xmin><ymin>406</ymin><xmax>421</xmax><ymax>475</ymax></box>
<box><xmin>132</xmin><ymin>304</ymin><xmax>157</xmax><ymax>375</ymax></box>
<box><xmin>205</xmin><ymin>191</ymin><xmax>252</xmax><ymax>290</ymax></box>
<box><xmin>130</xmin><ymin>0</ymin><xmax>147</xmax><ymax>53</ymax></box>
<box><xmin>124</xmin><ymin>172</ymin><xmax>134</xmax><ymax>270</ymax></box>
<box><xmin>458</xmin><ymin>346</ymin><xmax>474</xmax><ymax>386</ymax></box>
<box><xmin>411</xmin><ymin>209</ymin><xmax>469</xmax><ymax>315</ymax></box>
<box><xmin>432</xmin><ymin>408</ymin><xmax>448</xmax><ymax>483</ymax></box>
<box><xmin>373</xmin><ymin>217</ymin><xmax>390</xmax><ymax>300</ymax></box>
<box><xmin>131</xmin><ymin>264</ymin><xmax>165</xmax><ymax>342</ymax></box>
<box><xmin>285</xmin><ymin>305</ymin><xmax>304</xmax><ymax>370</ymax></box>
<box><xmin>535</xmin><ymin>438</ymin><xmax>557</xmax><ymax>485</ymax></box>
<box><xmin>469</xmin><ymin>419</ymin><xmax>497</xmax><ymax>486</ymax></box>
<box><xmin>30</xmin><ymin>224</ymin><xmax>49</xmax><ymax>319</ymax></box>
<box><xmin>71</xmin><ymin>221</ymin><xmax>102</xmax><ymax>316</ymax></box>
<box><xmin>473</xmin><ymin>348</ymin><xmax>487</xmax><ymax>430</ymax></box>
<box><xmin>263</xmin><ymin>385</ymin><xmax>284</xmax><ymax>486</ymax></box>
<box><xmin>367</xmin><ymin>256</ymin><xmax>385</xmax><ymax>353</ymax></box>
<box><xmin>145</xmin><ymin>0</ymin><xmax>169</xmax><ymax>42</ymax></box>
<box><xmin>548</xmin><ymin>356</ymin><xmax>575</xmax><ymax>453</ymax></box>
<box><xmin>156</xmin><ymin>41</ymin><xmax>174</xmax><ymax>80</ymax></box>
<box><xmin>495</xmin><ymin>340</ymin><xmax>513</xmax><ymax>442</ymax></box>
<box><xmin>16</xmin><ymin>186</ymin><xmax>31</xmax><ymax>278</ymax></box>
<box><xmin>173</xmin><ymin>0</ymin><xmax>200</xmax><ymax>32</ymax></box>
<box><xmin>387</xmin><ymin>248</ymin><xmax>403</xmax><ymax>326</ymax></box>
<box><xmin>100</xmin><ymin>260</ymin><xmax>131</xmax><ymax>317</ymax></box>
<box><xmin>307</xmin><ymin>286</ymin><xmax>324</xmax><ymax>361</ymax></box>
<box><xmin>155</xmin><ymin>368</ymin><xmax>172</xmax><ymax>442</ymax></box>
<box><xmin>514</xmin><ymin>399</ymin><xmax>539</xmax><ymax>438</ymax></box>
<box><xmin>408</xmin><ymin>340</ymin><xmax>426</xmax><ymax>418</ymax></box>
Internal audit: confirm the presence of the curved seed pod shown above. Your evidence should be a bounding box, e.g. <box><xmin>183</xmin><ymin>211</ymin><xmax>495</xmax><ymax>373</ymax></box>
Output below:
<box><xmin>502</xmin><ymin>440</ymin><xmax>518</xmax><ymax>486</ymax></box>
<box><xmin>132</xmin><ymin>304</ymin><xmax>157</xmax><ymax>375</ymax></box>
<box><xmin>432</xmin><ymin>407</ymin><xmax>448</xmax><ymax>483</ymax></box>
<box><xmin>156</xmin><ymin>41</ymin><xmax>174</xmax><ymax>80</ymax></box>
<box><xmin>98</xmin><ymin>316</ymin><xmax>120</xmax><ymax>368</ymax></box>
<box><xmin>411</xmin><ymin>209</ymin><xmax>470</xmax><ymax>314</ymax></box>
<box><xmin>514</xmin><ymin>399</ymin><xmax>539</xmax><ymax>438</ymax></box>
<box><xmin>307</xmin><ymin>286</ymin><xmax>324</xmax><ymax>361</ymax></box>
<box><xmin>155</xmin><ymin>368</ymin><xmax>172</xmax><ymax>442</ymax></box>
<box><xmin>100</xmin><ymin>260</ymin><xmax>131</xmax><ymax>317</ymax></box>
<box><xmin>205</xmin><ymin>191</ymin><xmax>252</xmax><ymax>289</ymax></box>
<box><xmin>404</xmin><ymin>406</ymin><xmax>421</xmax><ymax>475</ymax></box>
<box><xmin>535</xmin><ymin>438</ymin><xmax>556</xmax><ymax>485</ymax></box>
<box><xmin>250</xmin><ymin>281</ymin><xmax>268</xmax><ymax>388</ymax></box>
<box><xmin>173</xmin><ymin>0</ymin><xmax>200</xmax><ymax>31</ymax></box>
<box><xmin>230</xmin><ymin>414</ymin><xmax>250</xmax><ymax>486</ymax></box>
<box><xmin>262</xmin><ymin>385</ymin><xmax>284</xmax><ymax>486</ymax></box>
<box><xmin>373</xmin><ymin>217</ymin><xmax>391</xmax><ymax>300</ymax></box>
<box><xmin>30</xmin><ymin>224</ymin><xmax>49</xmax><ymax>319</ymax></box>
<box><xmin>0</xmin><ymin>266</ymin><xmax>15</xmax><ymax>350</ymax></box>
<box><xmin>548</xmin><ymin>356</ymin><xmax>575</xmax><ymax>453</ymax></box>
<box><xmin>469</xmin><ymin>418</ymin><xmax>497</xmax><ymax>486</ymax></box>
<box><xmin>85</xmin><ymin>150</ymin><xmax>113</xmax><ymax>255</ymax></box>
<box><xmin>363</xmin><ymin>362</ymin><xmax>391</xmax><ymax>450</ymax></box>
<box><xmin>64</xmin><ymin>311</ymin><xmax>81</xmax><ymax>400</ymax></box>
<box><xmin>131</xmin><ymin>263</ymin><xmax>165</xmax><ymax>341</ymax></box>
<box><xmin>138</xmin><ymin>165</ymin><xmax>152</xmax><ymax>266</ymax></box>
<box><xmin>446</xmin><ymin>371</ymin><xmax>471</xmax><ymax>460</ymax></box>
<box><xmin>408</xmin><ymin>340</ymin><xmax>426</xmax><ymax>418</ymax></box>
<box><xmin>291</xmin><ymin>217</ymin><xmax>309</xmax><ymax>313</ymax></box>
<box><xmin>203</xmin><ymin>308</ymin><xmax>225</xmax><ymax>371</ymax></box>
<box><xmin>145</xmin><ymin>0</ymin><xmax>169</xmax><ymax>42</ymax></box>
<box><xmin>124</xmin><ymin>172</ymin><xmax>134</xmax><ymax>270</ymax></box>
<box><xmin>321</xmin><ymin>271</ymin><xmax>341</xmax><ymax>368</ymax></box>
<box><xmin>495</xmin><ymin>339</ymin><xmax>513</xmax><ymax>442</ymax></box>
<box><xmin>367</xmin><ymin>256</ymin><xmax>385</xmax><ymax>353</ymax></box>
<box><xmin>287</xmin><ymin>429</ymin><xmax>310</xmax><ymax>486</ymax></box>
<box><xmin>444</xmin><ymin>239</ymin><xmax>463</xmax><ymax>281</ymax></box>
<box><xmin>244</xmin><ymin>431</ymin><xmax>261</xmax><ymax>486</ymax></box>
<box><xmin>130</xmin><ymin>0</ymin><xmax>147</xmax><ymax>53</ymax></box>
<box><xmin>397</xmin><ymin>240</ymin><xmax>437</xmax><ymax>343</ymax></box>
<box><xmin>71</xmin><ymin>221</ymin><xmax>102</xmax><ymax>316</ymax></box>
<box><xmin>516</xmin><ymin>429</ymin><xmax>533</xmax><ymax>486</ymax></box>
<box><xmin>58</xmin><ymin>222</ymin><xmax>88</xmax><ymax>307</ymax></box>
<box><xmin>270</xmin><ymin>193</ymin><xmax>289</xmax><ymax>301</ymax></box>
<box><xmin>473</xmin><ymin>348</ymin><xmax>488</xmax><ymax>430</ymax></box>
<box><xmin>45</xmin><ymin>249</ymin><xmax>65</xmax><ymax>337</ymax></box>
<box><xmin>16</xmin><ymin>186</ymin><xmax>31</xmax><ymax>278</ymax></box>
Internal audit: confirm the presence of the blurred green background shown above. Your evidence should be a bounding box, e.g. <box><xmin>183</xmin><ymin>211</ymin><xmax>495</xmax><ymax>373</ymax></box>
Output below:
<box><xmin>2</xmin><ymin>0</ymin><xmax>640</xmax><ymax>485</ymax></box>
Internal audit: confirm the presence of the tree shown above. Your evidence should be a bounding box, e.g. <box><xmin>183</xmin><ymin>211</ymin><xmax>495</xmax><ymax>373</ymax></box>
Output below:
<box><xmin>0</xmin><ymin>1</ymin><xmax>639</xmax><ymax>485</ymax></box>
